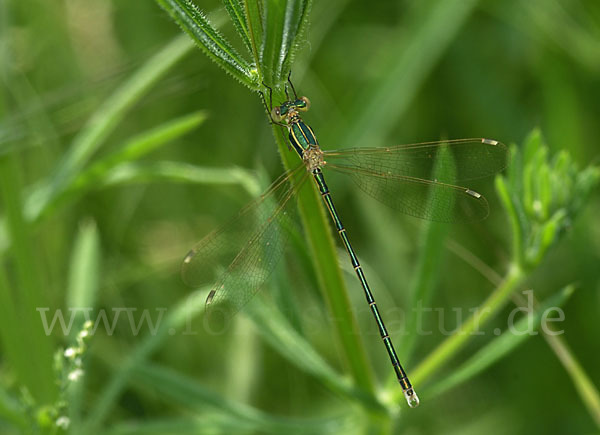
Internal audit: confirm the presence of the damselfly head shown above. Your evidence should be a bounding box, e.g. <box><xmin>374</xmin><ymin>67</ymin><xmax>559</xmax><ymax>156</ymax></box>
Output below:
<box><xmin>272</xmin><ymin>97</ymin><xmax>311</xmax><ymax>124</ymax></box>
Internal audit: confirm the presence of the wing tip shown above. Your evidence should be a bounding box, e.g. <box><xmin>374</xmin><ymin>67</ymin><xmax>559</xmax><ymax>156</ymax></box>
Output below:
<box><xmin>465</xmin><ymin>188</ymin><xmax>482</xmax><ymax>199</ymax></box>
<box><xmin>183</xmin><ymin>250</ymin><xmax>195</xmax><ymax>264</ymax></box>
<box><xmin>481</xmin><ymin>138</ymin><xmax>499</xmax><ymax>146</ymax></box>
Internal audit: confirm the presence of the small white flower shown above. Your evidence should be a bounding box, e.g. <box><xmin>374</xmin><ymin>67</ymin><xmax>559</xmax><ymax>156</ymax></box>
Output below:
<box><xmin>78</xmin><ymin>329</ymin><xmax>89</xmax><ymax>339</ymax></box>
<box><xmin>68</xmin><ymin>369</ymin><xmax>84</xmax><ymax>382</ymax></box>
<box><xmin>64</xmin><ymin>348</ymin><xmax>76</xmax><ymax>358</ymax></box>
<box><xmin>56</xmin><ymin>416</ymin><xmax>70</xmax><ymax>429</ymax></box>
<box><xmin>83</xmin><ymin>320</ymin><xmax>93</xmax><ymax>329</ymax></box>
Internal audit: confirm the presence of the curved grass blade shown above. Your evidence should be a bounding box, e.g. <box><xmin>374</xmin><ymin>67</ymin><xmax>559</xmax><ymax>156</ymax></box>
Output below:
<box><xmin>129</xmin><ymin>362</ymin><xmax>357</xmax><ymax>434</ymax></box>
<box><xmin>324</xmin><ymin>138</ymin><xmax>507</xmax><ymax>222</ymax></box>
<box><xmin>24</xmin><ymin>34</ymin><xmax>194</xmax><ymax>224</ymax></box>
<box><xmin>156</xmin><ymin>0</ymin><xmax>258</xmax><ymax>88</ymax></box>
<box><xmin>425</xmin><ymin>284</ymin><xmax>575</xmax><ymax>399</ymax></box>
<box><xmin>222</xmin><ymin>0</ymin><xmax>252</xmax><ymax>53</ymax></box>
<box><xmin>260</xmin><ymin>0</ymin><xmax>312</xmax><ymax>84</ymax></box>
<box><xmin>243</xmin><ymin>0</ymin><xmax>264</xmax><ymax>71</ymax></box>
<box><xmin>280</xmin><ymin>0</ymin><xmax>312</xmax><ymax>79</ymax></box>
<box><xmin>182</xmin><ymin>165</ymin><xmax>308</xmax><ymax>325</ymax></box>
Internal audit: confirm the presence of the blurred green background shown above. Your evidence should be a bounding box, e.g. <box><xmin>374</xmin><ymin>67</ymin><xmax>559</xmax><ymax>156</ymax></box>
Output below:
<box><xmin>1</xmin><ymin>0</ymin><xmax>600</xmax><ymax>434</ymax></box>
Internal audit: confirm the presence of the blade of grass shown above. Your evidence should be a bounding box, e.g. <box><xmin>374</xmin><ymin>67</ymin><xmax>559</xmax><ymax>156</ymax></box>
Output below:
<box><xmin>259</xmin><ymin>0</ymin><xmax>311</xmax><ymax>85</ymax></box>
<box><xmin>84</xmin><ymin>166</ymin><xmax>262</xmax><ymax>430</ymax></box>
<box><xmin>0</xmin><ymin>387</ymin><xmax>27</xmax><ymax>432</ymax></box>
<box><xmin>156</xmin><ymin>0</ymin><xmax>258</xmax><ymax>87</ymax></box>
<box><xmin>68</xmin><ymin>111</ymin><xmax>208</xmax><ymax>192</ymax></box>
<box><xmin>243</xmin><ymin>0</ymin><xmax>264</xmax><ymax>72</ymax></box>
<box><xmin>104</xmin><ymin>416</ymin><xmax>262</xmax><ymax>435</ymax></box>
<box><xmin>91</xmin><ymin>161</ymin><xmax>261</xmax><ymax>195</ymax></box>
<box><xmin>544</xmin><ymin>319</ymin><xmax>600</xmax><ymax>429</ymax></box>
<box><xmin>260</xmin><ymin>0</ymin><xmax>287</xmax><ymax>85</ymax></box>
<box><xmin>222</xmin><ymin>0</ymin><xmax>252</xmax><ymax>53</ymax></box>
<box><xmin>449</xmin><ymin>239</ymin><xmax>600</xmax><ymax>429</ymax></box>
<box><xmin>279</xmin><ymin>0</ymin><xmax>312</xmax><ymax>79</ymax></box>
<box><xmin>65</xmin><ymin>220</ymin><xmax>101</xmax><ymax>430</ymax></box>
<box><xmin>0</xmin><ymin>154</ymin><xmax>56</xmax><ymax>403</ymax></box>
<box><xmin>83</xmin><ymin>289</ymin><xmax>208</xmax><ymax>431</ymax></box>
<box><xmin>104</xmin><ymin>415</ymin><xmax>342</xmax><ymax>435</ymax></box>
<box><xmin>340</xmin><ymin>0</ymin><xmax>480</xmax><ymax>149</ymax></box>
<box><xmin>24</xmin><ymin>34</ymin><xmax>195</xmax><ymax>223</ymax></box>
<box><xmin>425</xmin><ymin>284</ymin><xmax>575</xmax><ymax>398</ymax></box>
<box><xmin>129</xmin><ymin>362</ymin><xmax>356</xmax><ymax>434</ymax></box>
<box><xmin>401</xmin><ymin>262</ymin><xmax>525</xmax><ymax>402</ymax></box>
<box><xmin>246</xmin><ymin>297</ymin><xmax>387</xmax><ymax>414</ymax></box>
<box><xmin>0</xmin><ymin>245</ymin><xmax>28</xmax><ymax>400</ymax></box>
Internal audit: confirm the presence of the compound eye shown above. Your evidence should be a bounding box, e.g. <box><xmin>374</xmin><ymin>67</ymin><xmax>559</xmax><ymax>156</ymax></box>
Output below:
<box><xmin>271</xmin><ymin>106</ymin><xmax>282</xmax><ymax>123</ymax></box>
<box><xmin>299</xmin><ymin>96</ymin><xmax>311</xmax><ymax>111</ymax></box>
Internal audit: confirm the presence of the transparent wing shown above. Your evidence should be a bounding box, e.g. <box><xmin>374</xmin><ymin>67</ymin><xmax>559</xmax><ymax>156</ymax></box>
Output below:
<box><xmin>323</xmin><ymin>138</ymin><xmax>507</xmax><ymax>222</ymax></box>
<box><xmin>324</xmin><ymin>138</ymin><xmax>507</xmax><ymax>181</ymax></box>
<box><xmin>182</xmin><ymin>165</ymin><xmax>308</xmax><ymax>323</ymax></box>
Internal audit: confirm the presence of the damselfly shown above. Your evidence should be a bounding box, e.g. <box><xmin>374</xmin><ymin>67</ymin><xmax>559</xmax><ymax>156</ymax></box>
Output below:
<box><xmin>182</xmin><ymin>78</ymin><xmax>507</xmax><ymax>408</ymax></box>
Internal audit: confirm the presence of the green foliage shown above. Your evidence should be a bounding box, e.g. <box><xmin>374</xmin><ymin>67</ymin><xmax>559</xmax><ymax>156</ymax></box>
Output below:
<box><xmin>408</xmin><ymin>137</ymin><xmax>599</xmax><ymax>407</ymax></box>
<box><xmin>496</xmin><ymin>129</ymin><xmax>600</xmax><ymax>270</ymax></box>
<box><xmin>156</xmin><ymin>0</ymin><xmax>311</xmax><ymax>88</ymax></box>
<box><xmin>1</xmin><ymin>0</ymin><xmax>600</xmax><ymax>434</ymax></box>
<box><xmin>426</xmin><ymin>284</ymin><xmax>575</xmax><ymax>399</ymax></box>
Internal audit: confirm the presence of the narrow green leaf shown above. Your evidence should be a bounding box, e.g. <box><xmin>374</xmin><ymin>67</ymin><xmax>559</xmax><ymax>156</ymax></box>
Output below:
<box><xmin>260</xmin><ymin>0</ymin><xmax>311</xmax><ymax>84</ymax></box>
<box><xmin>25</xmin><ymin>35</ymin><xmax>195</xmax><ymax>223</ymax></box>
<box><xmin>222</xmin><ymin>0</ymin><xmax>252</xmax><ymax>53</ymax></box>
<box><xmin>70</xmin><ymin>111</ymin><xmax>208</xmax><ymax>192</ymax></box>
<box><xmin>91</xmin><ymin>161</ymin><xmax>261</xmax><ymax>197</ymax></box>
<box><xmin>495</xmin><ymin>172</ymin><xmax>523</xmax><ymax>266</ymax></box>
<box><xmin>103</xmin><ymin>416</ymin><xmax>272</xmax><ymax>435</ymax></box>
<box><xmin>246</xmin><ymin>298</ymin><xmax>387</xmax><ymax>414</ymax></box>
<box><xmin>403</xmin><ymin>264</ymin><xmax>525</xmax><ymax>403</ymax></box>
<box><xmin>156</xmin><ymin>0</ymin><xmax>258</xmax><ymax>87</ymax></box>
<box><xmin>84</xmin><ymin>290</ymin><xmax>209</xmax><ymax>431</ymax></box>
<box><xmin>0</xmin><ymin>242</ymin><xmax>27</xmax><ymax>403</ymax></box>
<box><xmin>426</xmin><ymin>284</ymin><xmax>575</xmax><ymax>398</ymax></box>
<box><xmin>260</xmin><ymin>0</ymin><xmax>286</xmax><ymax>84</ymax></box>
<box><xmin>128</xmin><ymin>363</ymin><xmax>356</xmax><ymax>434</ymax></box>
<box><xmin>0</xmin><ymin>154</ymin><xmax>56</xmax><ymax>403</ymax></box>
<box><xmin>66</xmin><ymin>220</ymin><xmax>101</xmax><ymax>338</ymax></box>
<box><xmin>0</xmin><ymin>218</ymin><xmax>7</xmax><ymax>254</ymax></box>
<box><xmin>544</xmin><ymin>330</ymin><xmax>600</xmax><ymax>429</ymax></box>
<box><xmin>0</xmin><ymin>387</ymin><xmax>27</xmax><ymax>431</ymax></box>
<box><xmin>340</xmin><ymin>0</ymin><xmax>480</xmax><ymax>149</ymax></box>
<box><xmin>244</xmin><ymin>0</ymin><xmax>264</xmax><ymax>71</ymax></box>
<box><xmin>65</xmin><ymin>220</ymin><xmax>101</xmax><ymax>429</ymax></box>
<box><xmin>281</xmin><ymin>0</ymin><xmax>312</xmax><ymax>77</ymax></box>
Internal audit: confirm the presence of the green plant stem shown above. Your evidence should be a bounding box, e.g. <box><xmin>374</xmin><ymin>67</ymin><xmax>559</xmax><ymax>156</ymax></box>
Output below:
<box><xmin>408</xmin><ymin>263</ymin><xmax>524</xmax><ymax>389</ymax></box>
<box><xmin>449</xmin><ymin>240</ymin><xmax>600</xmax><ymax>429</ymax></box>
<box><xmin>271</xmin><ymin>123</ymin><xmax>375</xmax><ymax>393</ymax></box>
<box><xmin>267</xmin><ymin>91</ymin><xmax>382</xmax><ymax>430</ymax></box>
<box><xmin>544</xmin><ymin>331</ymin><xmax>600</xmax><ymax>429</ymax></box>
